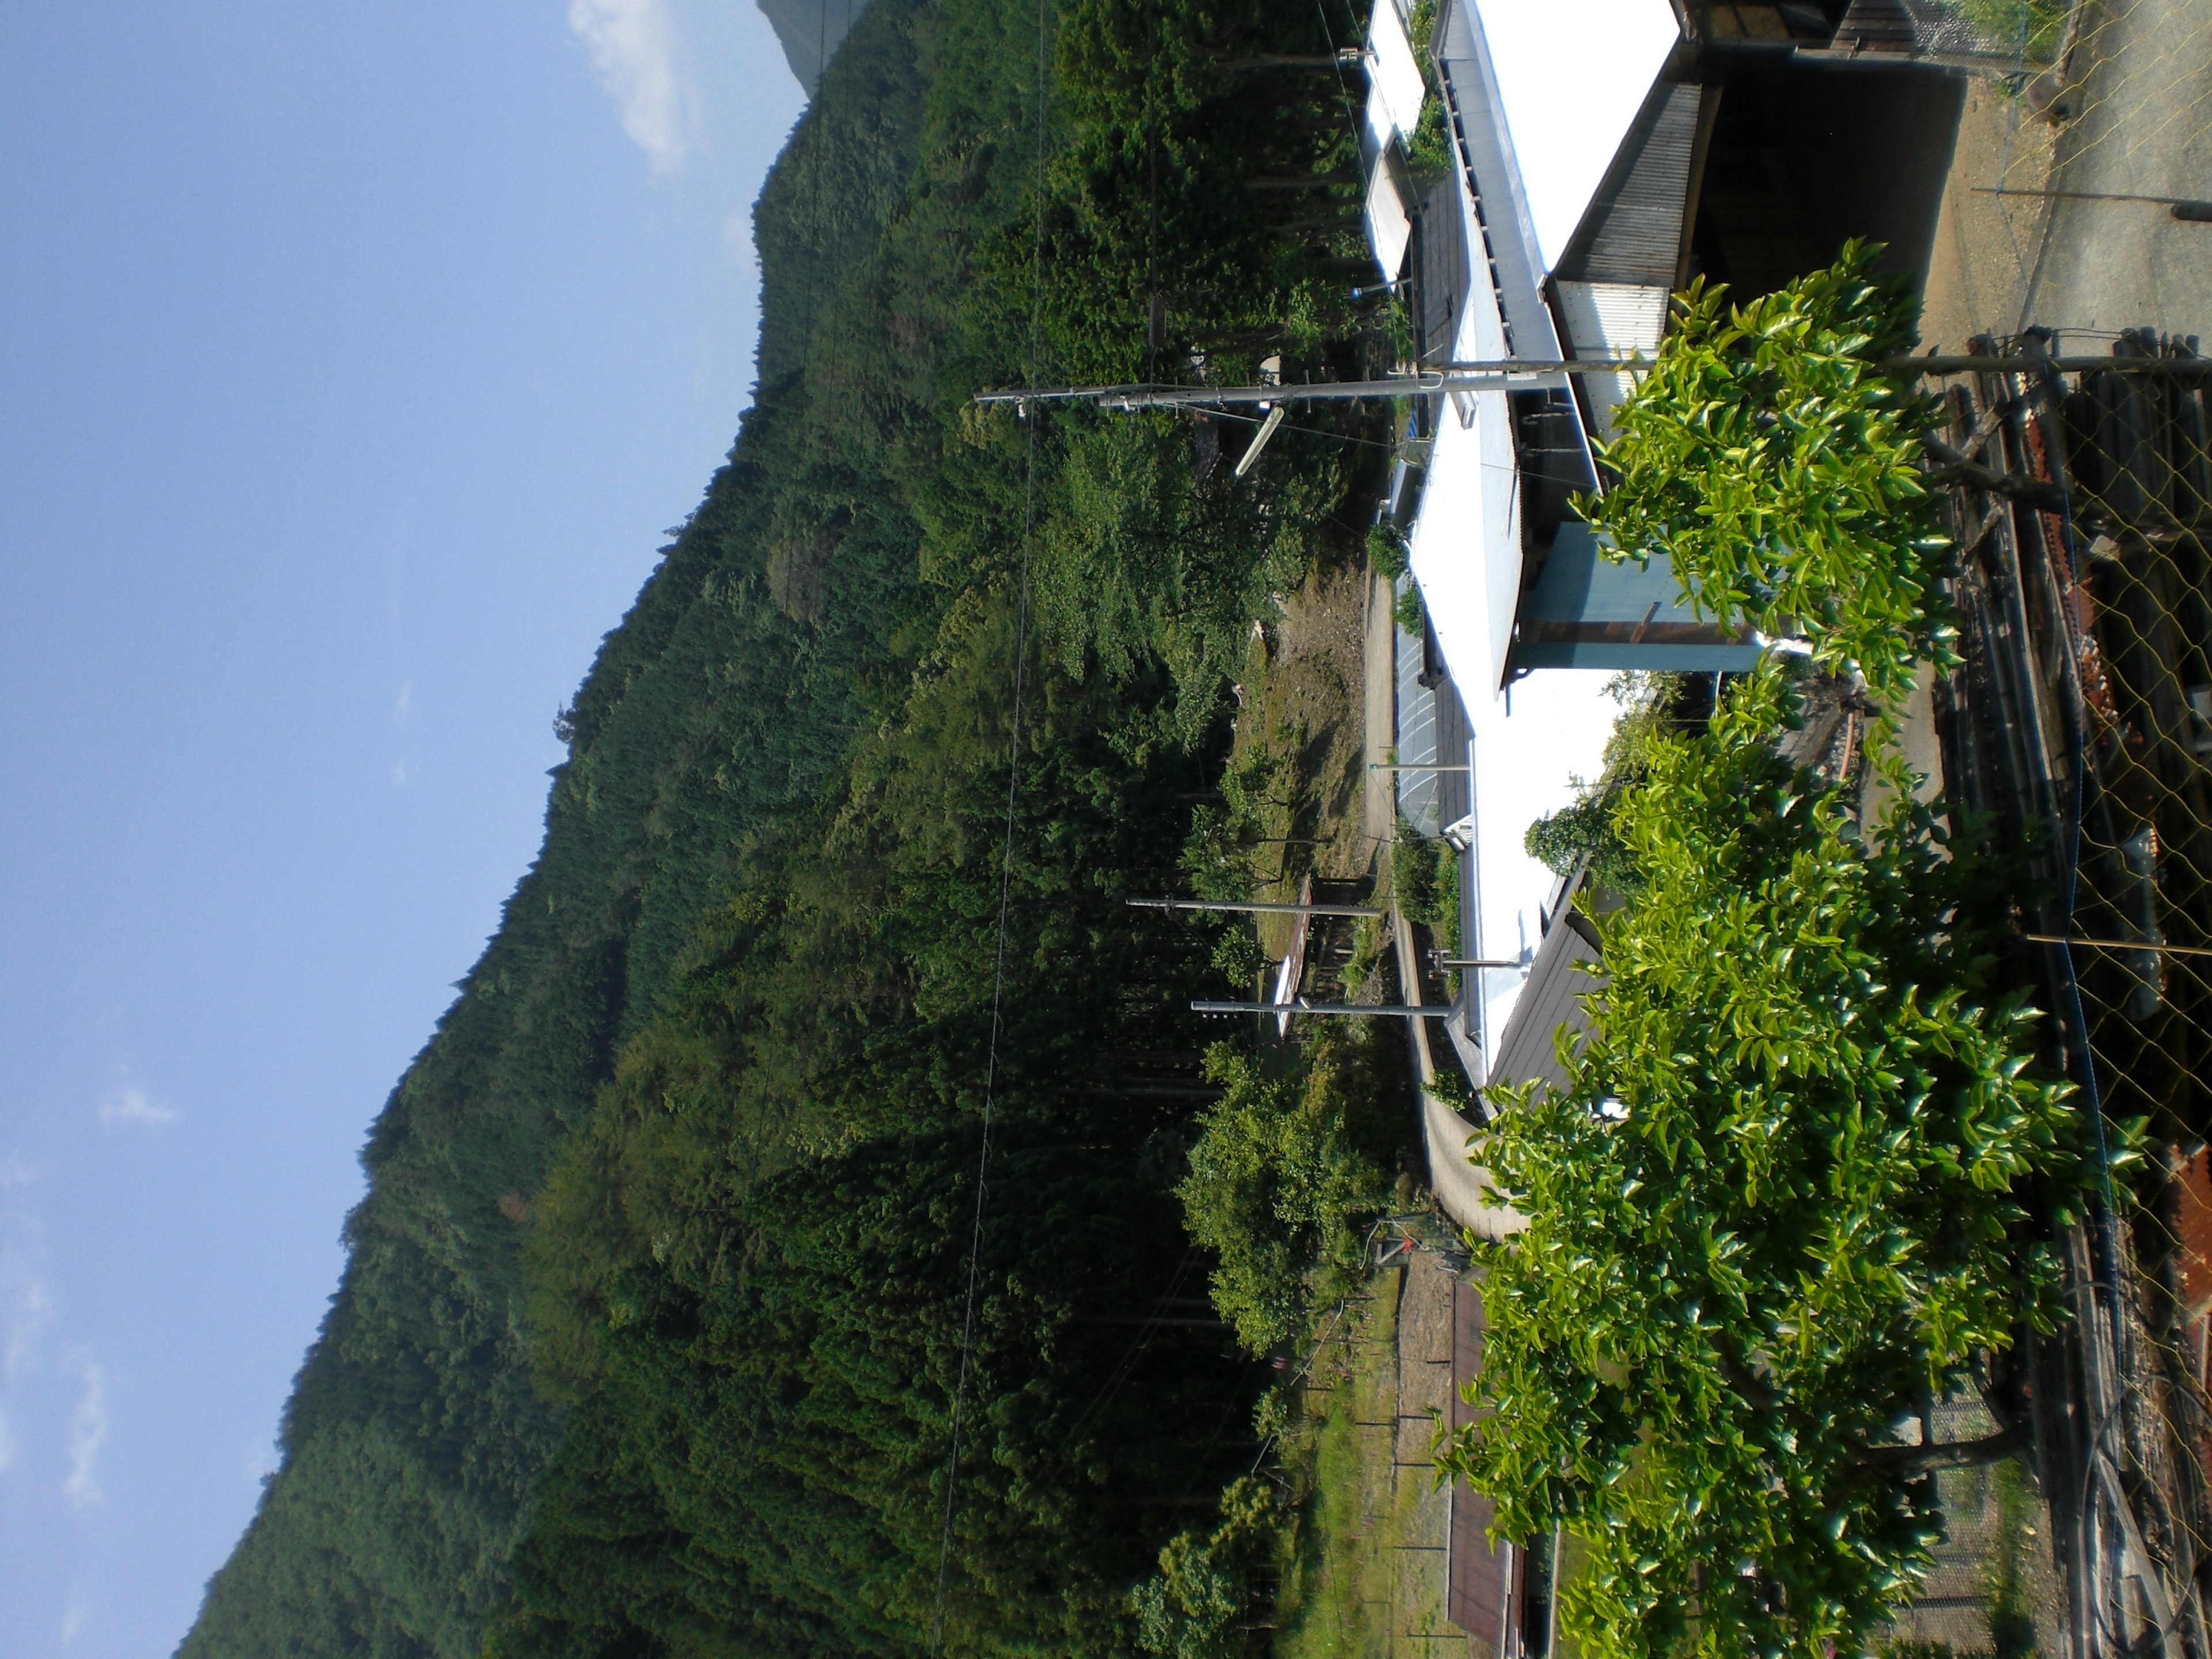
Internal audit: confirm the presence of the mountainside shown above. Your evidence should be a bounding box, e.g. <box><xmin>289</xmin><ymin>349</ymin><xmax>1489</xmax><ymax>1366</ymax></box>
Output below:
<box><xmin>176</xmin><ymin>7</ymin><xmax>934</xmax><ymax>1652</ymax></box>
<box><xmin>179</xmin><ymin>0</ymin><xmax>1396</xmax><ymax>1653</ymax></box>
<box><xmin>755</xmin><ymin>0</ymin><xmax>870</xmax><ymax>93</ymax></box>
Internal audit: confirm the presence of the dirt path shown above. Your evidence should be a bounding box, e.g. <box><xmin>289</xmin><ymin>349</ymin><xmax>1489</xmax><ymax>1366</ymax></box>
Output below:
<box><xmin>1919</xmin><ymin>9</ymin><xmax>2212</xmax><ymax>351</ymax></box>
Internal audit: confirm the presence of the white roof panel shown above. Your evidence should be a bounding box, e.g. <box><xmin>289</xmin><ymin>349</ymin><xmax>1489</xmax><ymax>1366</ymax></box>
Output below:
<box><xmin>1363</xmin><ymin>150</ymin><xmax>1415</xmax><ymax>280</ymax></box>
<box><xmin>1433</xmin><ymin>0</ymin><xmax>1560</xmax><ymax>360</ymax></box>
<box><xmin>1366</xmin><ymin>1</ymin><xmax>1429</xmax><ymax>143</ymax></box>
<box><xmin>1552</xmin><ymin>278</ymin><xmax>1670</xmax><ymax>436</ymax></box>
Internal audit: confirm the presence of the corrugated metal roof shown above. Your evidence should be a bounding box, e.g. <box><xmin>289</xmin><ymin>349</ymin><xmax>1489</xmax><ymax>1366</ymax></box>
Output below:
<box><xmin>1484</xmin><ymin>897</ymin><xmax>1603</xmax><ymax>1098</ymax></box>
<box><xmin>1551</xmin><ymin>75</ymin><xmax>1705</xmax><ymax>289</ymax></box>
<box><xmin>1433</xmin><ymin>0</ymin><xmax>1560</xmax><ymax>360</ymax></box>
<box><xmin>1368</xmin><ymin>0</ymin><xmax>1429</xmax><ymax>142</ymax></box>
<box><xmin>1551</xmin><ymin>279</ymin><xmax>1671</xmax><ymax>436</ymax></box>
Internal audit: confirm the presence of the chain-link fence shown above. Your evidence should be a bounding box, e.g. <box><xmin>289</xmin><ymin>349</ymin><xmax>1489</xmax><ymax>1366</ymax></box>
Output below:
<box><xmin>1931</xmin><ymin>335</ymin><xmax>2212</xmax><ymax>1659</ymax></box>
<box><xmin>1915</xmin><ymin>0</ymin><xmax>2212</xmax><ymax>357</ymax></box>
<box><xmin>1253</xmin><ymin>1224</ymin><xmax>1472</xmax><ymax>1659</ymax></box>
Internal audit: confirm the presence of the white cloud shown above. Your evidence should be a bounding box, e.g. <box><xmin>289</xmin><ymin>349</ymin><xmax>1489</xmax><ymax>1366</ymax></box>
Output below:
<box><xmin>98</xmin><ymin>1085</ymin><xmax>175</xmax><ymax>1130</ymax></box>
<box><xmin>0</xmin><ymin>1405</ymin><xmax>16</xmax><ymax>1475</ymax></box>
<box><xmin>569</xmin><ymin>0</ymin><xmax>693</xmax><ymax>172</ymax></box>
<box><xmin>61</xmin><ymin>1586</ymin><xmax>89</xmax><ymax>1646</ymax></box>
<box><xmin>391</xmin><ymin>756</ymin><xmax>414</xmax><ymax>788</ymax></box>
<box><xmin>1</xmin><ymin>1229</ymin><xmax>50</xmax><ymax>1382</ymax></box>
<box><xmin>392</xmin><ymin>679</ymin><xmax>415</xmax><ymax>725</ymax></box>
<box><xmin>63</xmin><ymin>1354</ymin><xmax>107</xmax><ymax>1513</ymax></box>
<box><xmin>0</xmin><ymin>1154</ymin><xmax>32</xmax><ymax>1189</ymax></box>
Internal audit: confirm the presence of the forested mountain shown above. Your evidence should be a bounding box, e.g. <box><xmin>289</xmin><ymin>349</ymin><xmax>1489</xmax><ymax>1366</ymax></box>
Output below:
<box><xmin>755</xmin><ymin>0</ymin><xmax>871</xmax><ymax>93</ymax></box>
<box><xmin>179</xmin><ymin>0</ymin><xmax>1396</xmax><ymax>1653</ymax></box>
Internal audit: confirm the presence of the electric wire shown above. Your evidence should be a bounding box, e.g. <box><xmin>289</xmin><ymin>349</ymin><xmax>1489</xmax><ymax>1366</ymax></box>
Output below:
<box><xmin>1065</xmin><ymin>1252</ymin><xmax>1202</xmax><ymax>1446</ymax></box>
<box><xmin>1200</xmin><ymin>403</ymin><xmax>1393</xmax><ymax>450</ymax></box>
<box><xmin>928</xmin><ymin>0</ymin><xmax>1050</xmax><ymax>1645</ymax></box>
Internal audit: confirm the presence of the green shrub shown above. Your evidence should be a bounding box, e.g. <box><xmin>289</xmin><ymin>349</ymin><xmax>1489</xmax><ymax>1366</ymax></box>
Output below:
<box><xmin>1211</xmin><ymin>926</ymin><xmax>1268</xmax><ymax>986</ymax></box>
<box><xmin>1180</xmin><ymin>1029</ymin><xmax>1397</xmax><ymax>1354</ymax></box>
<box><xmin>1440</xmin><ymin>666</ymin><xmax>2103</xmax><ymax>1659</ymax></box>
<box><xmin>1526</xmin><ymin>674</ymin><xmax>1699</xmax><ymax>893</ymax></box>
<box><xmin>1392</xmin><ymin>584</ymin><xmax>1425</xmax><ymax>638</ymax></box>
<box><xmin>1366</xmin><ymin>522</ymin><xmax>1408</xmax><ymax>582</ymax></box>
<box><xmin>1342</xmin><ymin>916</ymin><xmax>1384</xmax><ymax>1001</ymax></box>
<box><xmin>1523</xmin><ymin>794</ymin><xmax>1631</xmax><ymax>892</ymax></box>
<box><xmin>1131</xmin><ymin>1478</ymin><xmax>1285</xmax><ymax>1659</ymax></box>
<box><xmin>1575</xmin><ymin>242</ymin><xmax>1954</xmax><ymax>707</ymax></box>
<box><xmin>1391</xmin><ymin>826</ymin><xmax>1455</xmax><ymax>928</ymax></box>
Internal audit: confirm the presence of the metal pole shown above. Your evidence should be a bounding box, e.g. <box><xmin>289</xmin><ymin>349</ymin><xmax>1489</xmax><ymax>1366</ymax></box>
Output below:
<box><xmin>975</xmin><ymin>372</ymin><xmax>1574</xmax><ymax>408</ymax></box>
<box><xmin>2024</xmin><ymin>932</ymin><xmax>2212</xmax><ymax>960</ymax></box>
<box><xmin>1191</xmin><ymin>1000</ymin><xmax>1446</xmax><ymax>1017</ymax></box>
<box><xmin>1369</xmin><ymin>762</ymin><xmax>1471</xmax><ymax>772</ymax></box>
<box><xmin>974</xmin><ymin>355</ymin><xmax>2212</xmax><ymax>409</ymax></box>
<box><xmin>1975</xmin><ymin>185</ymin><xmax>2212</xmax><ymax>221</ymax></box>
<box><xmin>1130</xmin><ymin>897</ymin><xmax>1384</xmax><ymax>918</ymax></box>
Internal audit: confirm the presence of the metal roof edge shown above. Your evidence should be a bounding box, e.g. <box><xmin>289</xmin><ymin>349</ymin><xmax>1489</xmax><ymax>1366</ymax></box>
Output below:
<box><xmin>1548</xmin><ymin>38</ymin><xmax>1703</xmax><ymax>285</ymax></box>
<box><xmin>1433</xmin><ymin>0</ymin><xmax>1561</xmax><ymax>359</ymax></box>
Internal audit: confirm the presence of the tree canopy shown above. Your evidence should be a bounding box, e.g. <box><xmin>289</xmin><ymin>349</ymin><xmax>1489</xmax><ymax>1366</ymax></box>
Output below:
<box><xmin>180</xmin><ymin>0</ymin><xmax>1410</xmax><ymax>1653</ymax></box>
<box><xmin>1440</xmin><ymin>666</ymin><xmax>2100</xmax><ymax>1659</ymax></box>
<box><xmin>1574</xmin><ymin>243</ymin><xmax>1955</xmax><ymax>704</ymax></box>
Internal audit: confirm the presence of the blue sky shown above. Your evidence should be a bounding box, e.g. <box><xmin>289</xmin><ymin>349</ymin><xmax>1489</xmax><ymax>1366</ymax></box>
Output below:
<box><xmin>0</xmin><ymin>2</ymin><xmax>805</xmax><ymax>1652</ymax></box>
<box><xmin>0</xmin><ymin>3</ymin><xmax>1669</xmax><ymax>1655</ymax></box>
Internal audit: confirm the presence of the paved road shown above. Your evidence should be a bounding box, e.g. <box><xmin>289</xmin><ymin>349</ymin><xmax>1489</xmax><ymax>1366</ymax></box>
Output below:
<box><xmin>1922</xmin><ymin>0</ymin><xmax>2212</xmax><ymax>348</ymax></box>
<box><xmin>2025</xmin><ymin>0</ymin><xmax>2212</xmax><ymax>342</ymax></box>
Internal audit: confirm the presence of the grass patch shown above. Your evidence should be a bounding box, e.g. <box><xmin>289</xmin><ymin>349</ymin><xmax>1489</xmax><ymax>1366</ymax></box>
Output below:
<box><xmin>1269</xmin><ymin>1262</ymin><xmax>1456</xmax><ymax>1659</ymax></box>
<box><xmin>1955</xmin><ymin>0</ymin><xmax>2069</xmax><ymax>59</ymax></box>
<box><xmin>1190</xmin><ymin>560</ymin><xmax>1372</xmax><ymax>963</ymax></box>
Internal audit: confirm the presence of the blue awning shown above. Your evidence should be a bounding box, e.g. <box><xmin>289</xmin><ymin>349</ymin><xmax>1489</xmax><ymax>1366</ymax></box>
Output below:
<box><xmin>1508</xmin><ymin>522</ymin><xmax>1763</xmax><ymax>673</ymax></box>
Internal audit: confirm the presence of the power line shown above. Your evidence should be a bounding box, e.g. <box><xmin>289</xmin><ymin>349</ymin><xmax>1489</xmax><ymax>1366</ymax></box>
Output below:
<box><xmin>1128</xmin><ymin>896</ymin><xmax>1384</xmax><ymax>917</ymax></box>
<box><xmin>1199</xmin><ymin>403</ymin><xmax>1394</xmax><ymax>450</ymax></box>
<box><xmin>929</xmin><ymin>0</ymin><xmax>1050</xmax><ymax>1646</ymax></box>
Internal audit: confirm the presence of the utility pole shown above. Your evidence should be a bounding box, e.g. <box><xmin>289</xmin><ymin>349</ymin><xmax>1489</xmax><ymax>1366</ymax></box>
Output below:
<box><xmin>975</xmin><ymin>351</ymin><xmax>2212</xmax><ymax>412</ymax></box>
<box><xmin>1191</xmin><ymin>1000</ymin><xmax>1447</xmax><ymax>1017</ymax></box>
<box><xmin>1130</xmin><ymin>897</ymin><xmax>1384</xmax><ymax>918</ymax></box>
<box><xmin>1976</xmin><ymin>185</ymin><xmax>2212</xmax><ymax>222</ymax></box>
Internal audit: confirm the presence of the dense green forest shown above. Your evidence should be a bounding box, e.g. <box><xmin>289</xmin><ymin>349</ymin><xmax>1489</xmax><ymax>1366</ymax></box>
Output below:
<box><xmin>178</xmin><ymin>1</ymin><xmax>1403</xmax><ymax>1654</ymax></box>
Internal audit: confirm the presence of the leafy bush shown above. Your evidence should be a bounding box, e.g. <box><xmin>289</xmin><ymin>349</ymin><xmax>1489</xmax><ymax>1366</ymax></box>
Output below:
<box><xmin>1392</xmin><ymin>583</ymin><xmax>1424</xmax><ymax>638</ymax></box>
<box><xmin>1211</xmin><ymin>926</ymin><xmax>1268</xmax><ymax>986</ymax></box>
<box><xmin>1576</xmin><ymin>242</ymin><xmax>1953</xmax><ymax>706</ymax></box>
<box><xmin>1524</xmin><ymin>673</ymin><xmax>1694</xmax><ymax>893</ymax></box>
<box><xmin>1132</xmin><ymin>1478</ymin><xmax>1284</xmax><ymax>1659</ymax></box>
<box><xmin>1392</xmin><ymin>825</ymin><xmax>1456</xmax><ymax>930</ymax></box>
<box><xmin>1342</xmin><ymin>916</ymin><xmax>1384</xmax><ymax>999</ymax></box>
<box><xmin>1401</xmin><ymin>0</ymin><xmax>1453</xmax><ymax>178</ymax></box>
<box><xmin>1523</xmin><ymin>792</ymin><xmax>1631</xmax><ymax>891</ymax></box>
<box><xmin>1038</xmin><ymin>412</ymin><xmax>1334</xmax><ymax>749</ymax></box>
<box><xmin>1183</xmin><ymin>741</ymin><xmax>1301</xmax><ymax>902</ymax></box>
<box><xmin>1439</xmin><ymin>667</ymin><xmax>2100</xmax><ymax>1659</ymax></box>
<box><xmin>1366</xmin><ymin>522</ymin><xmax>1408</xmax><ymax>582</ymax></box>
<box><xmin>1180</xmin><ymin>1030</ymin><xmax>1399</xmax><ymax>1354</ymax></box>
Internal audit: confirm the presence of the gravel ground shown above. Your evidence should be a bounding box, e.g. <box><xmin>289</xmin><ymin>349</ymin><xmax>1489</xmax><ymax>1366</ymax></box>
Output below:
<box><xmin>1920</xmin><ymin>0</ymin><xmax>2212</xmax><ymax>350</ymax></box>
